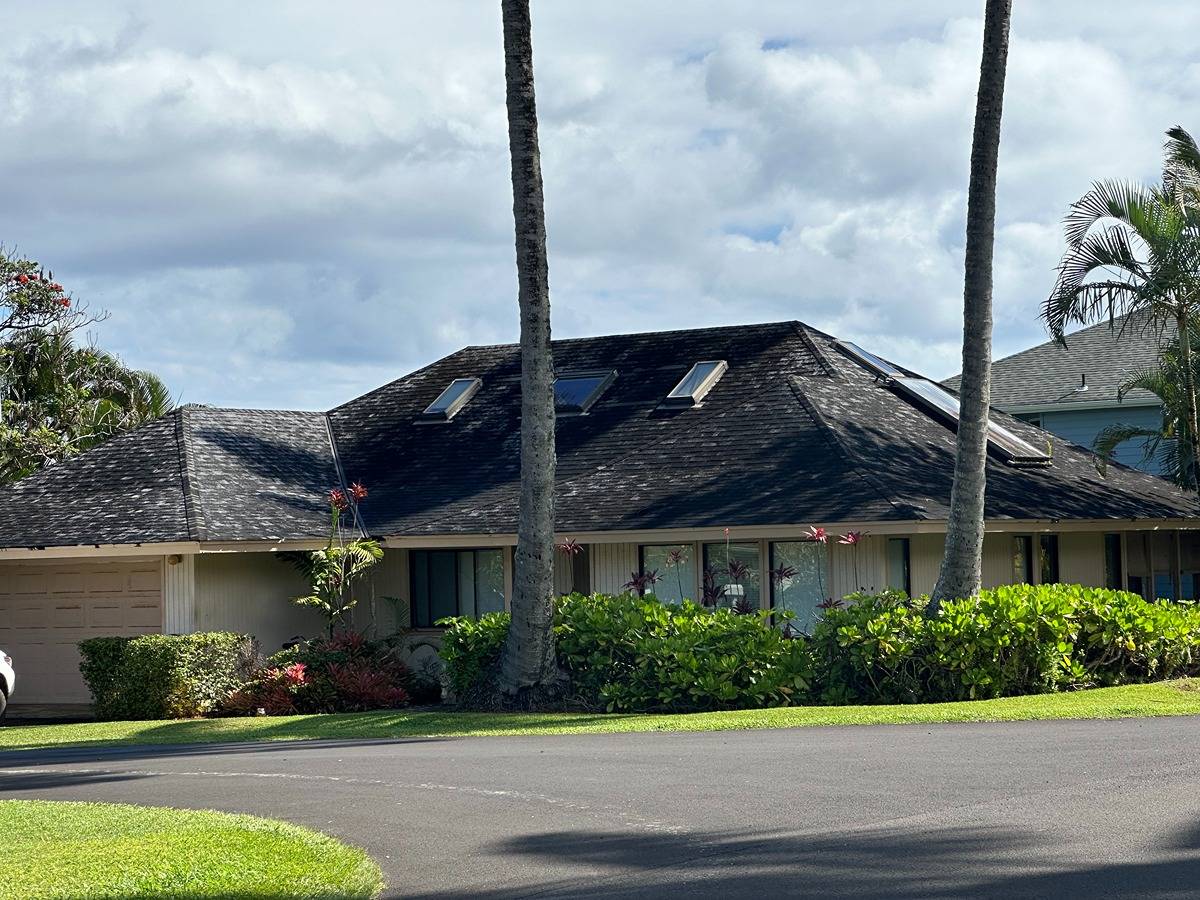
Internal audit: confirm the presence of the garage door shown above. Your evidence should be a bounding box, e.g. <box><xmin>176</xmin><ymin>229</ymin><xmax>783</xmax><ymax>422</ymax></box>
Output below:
<box><xmin>0</xmin><ymin>559</ymin><xmax>162</xmax><ymax>704</ymax></box>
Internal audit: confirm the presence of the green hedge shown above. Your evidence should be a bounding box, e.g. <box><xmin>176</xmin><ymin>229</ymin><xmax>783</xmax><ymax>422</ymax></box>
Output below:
<box><xmin>441</xmin><ymin>585</ymin><xmax>1200</xmax><ymax>712</ymax></box>
<box><xmin>79</xmin><ymin>633</ymin><xmax>256</xmax><ymax>720</ymax></box>
<box><xmin>440</xmin><ymin>593</ymin><xmax>813</xmax><ymax>712</ymax></box>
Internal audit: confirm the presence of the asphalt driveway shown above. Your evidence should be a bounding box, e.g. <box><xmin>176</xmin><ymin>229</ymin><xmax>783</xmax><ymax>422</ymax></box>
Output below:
<box><xmin>2</xmin><ymin>717</ymin><xmax>1199</xmax><ymax>898</ymax></box>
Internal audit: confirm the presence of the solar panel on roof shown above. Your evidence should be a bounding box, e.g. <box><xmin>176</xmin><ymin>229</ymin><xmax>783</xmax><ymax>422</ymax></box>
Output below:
<box><xmin>833</xmin><ymin>341</ymin><xmax>905</xmax><ymax>377</ymax></box>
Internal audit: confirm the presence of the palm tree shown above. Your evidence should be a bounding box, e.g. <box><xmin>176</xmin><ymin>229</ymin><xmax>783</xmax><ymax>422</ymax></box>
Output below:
<box><xmin>1094</xmin><ymin>332</ymin><xmax>1200</xmax><ymax>488</ymax></box>
<box><xmin>1042</xmin><ymin>129</ymin><xmax>1200</xmax><ymax>495</ymax></box>
<box><xmin>931</xmin><ymin>0</ymin><xmax>1014</xmax><ymax>610</ymax></box>
<box><xmin>0</xmin><ymin>329</ymin><xmax>173</xmax><ymax>483</ymax></box>
<box><xmin>496</xmin><ymin>0</ymin><xmax>561</xmax><ymax>703</ymax></box>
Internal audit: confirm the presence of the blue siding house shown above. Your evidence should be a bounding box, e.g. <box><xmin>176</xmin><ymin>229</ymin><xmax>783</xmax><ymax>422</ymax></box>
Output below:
<box><xmin>945</xmin><ymin>313</ymin><xmax>1171</xmax><ymax>477</ymax></box>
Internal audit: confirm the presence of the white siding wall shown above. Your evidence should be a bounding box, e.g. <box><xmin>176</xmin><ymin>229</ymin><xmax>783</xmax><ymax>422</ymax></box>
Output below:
<box><xmin>194</xmin><ymin>553</ymin><xmax>325</xmax><ymax>653</ymax></box>
<box><xmin>829</xmin><ymin>535</ymin><xmax>886</xmax><ymax>597</ymax></box>
<box><xmin>164</xmin><ymin>553</ymin><xmax>196</xmax><ymax>633</ymax></box>
<box><xmin>1060</xmin><ymin>532</ymin><xmax>1104</xmax><ymax>586</ymax></box>
<box><xmin>981</xmin><ymin>534</ymin><xmax>1014</xmax><ymax>589</ymax></box>
<box><xmin>909</xmin><ymin>534</ymin><xmax>946</xmax><ymax>597</ymax></box>
<box><xmin>352</xmin><ymin>548</ymin><xmax>409</xmax><ymax>635</ymax></box>
<box><xmin>590</xmin><ymin>542</ymin><xmax>639</xmax><ymax>595</ymax></box>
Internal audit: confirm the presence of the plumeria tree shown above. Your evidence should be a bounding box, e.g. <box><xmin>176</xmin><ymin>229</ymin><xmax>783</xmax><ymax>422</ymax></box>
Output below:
<box><xmin>285</xmin><ymin>484</ymin><xmax>383</xmax><ymax>636</ymax></box>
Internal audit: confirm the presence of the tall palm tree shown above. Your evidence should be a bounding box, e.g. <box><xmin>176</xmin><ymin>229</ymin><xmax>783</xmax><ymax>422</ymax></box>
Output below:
<box><xmin>931</xmin><ymin>0</ymin><xmax>1014</xmax><ymax>609</ymax></box>
<box><xmin>1094</xmin><ymin>332</ymin><xmax>1199</xmax><ymax>489</ymax></box>
<box><xmin>496</xmin><ymin>0</ymin><xmax>561</xmax><ymax>703</ymax></box>
<box><xmin>1042</xmin><ymin>129</ymin><xmax>1200</xmax><ymax>495</ymax></box>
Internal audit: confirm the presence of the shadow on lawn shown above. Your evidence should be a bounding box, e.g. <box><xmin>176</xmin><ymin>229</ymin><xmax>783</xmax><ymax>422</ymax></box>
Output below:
<box><xmin>412</xmin><ymin>822</ymin><xmax>1200</xmax><ymax>900</ymax></box>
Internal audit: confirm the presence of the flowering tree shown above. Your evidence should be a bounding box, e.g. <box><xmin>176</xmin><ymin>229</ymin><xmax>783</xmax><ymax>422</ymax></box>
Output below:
<box><xmin>286</xmin><ymin>483</ymin><xmax>383</xmax><ymax>636</ymax></box>
<box><xmin>1</xmin><ymin>248</ymin><xmax>90</xmax><ymax>339</ymax></box>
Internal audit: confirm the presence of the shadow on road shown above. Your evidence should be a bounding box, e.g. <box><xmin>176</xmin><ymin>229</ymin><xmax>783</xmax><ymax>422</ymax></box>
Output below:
<box><xmin>409</xmin><ymin>824</ymin><xmax>1200</xmax><ymax>899</ymax></box>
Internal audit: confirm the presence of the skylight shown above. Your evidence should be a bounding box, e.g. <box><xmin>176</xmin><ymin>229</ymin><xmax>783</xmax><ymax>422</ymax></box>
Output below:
<box><xmin>422</xmin><ymin>377</ymin><xmax>481</xmax><ymax>421</ymax></box>
<box><xmin>554</xmin><ymin>370</ymin><xmax>616</xmax><ymax>415</ymax></box>
<box><xmin>893</xmin><ymin>377</ymin><xmax>1051</xmax><ymax>466</ymax></box>
<box><xmin>663</xmin><ymin>360</ymin><xmax>728</xmax><ymax>408</ymax></box>
<box><xmin>833</xmin><ymin>340</ymin><xmax>904</xmax><ymax>377</ymax></box>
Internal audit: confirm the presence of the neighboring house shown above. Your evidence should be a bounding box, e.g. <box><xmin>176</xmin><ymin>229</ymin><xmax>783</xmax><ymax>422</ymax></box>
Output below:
<box><xmin>945</xmin><ymin>313</ymin><xmax>1173</xmax><ymax>475</ymax></box>
<box><xmin>1</xmin><ymin>321</ymin><xmax>1197</xmax><ymax>705</ymax></box>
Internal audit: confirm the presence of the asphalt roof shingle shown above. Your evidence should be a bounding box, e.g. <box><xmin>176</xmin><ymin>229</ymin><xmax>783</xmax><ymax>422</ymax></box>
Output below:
<box><xmin>0</xmin><ymin>320</ymin><xmax>1194</xmax><ymax>550</ymax></box>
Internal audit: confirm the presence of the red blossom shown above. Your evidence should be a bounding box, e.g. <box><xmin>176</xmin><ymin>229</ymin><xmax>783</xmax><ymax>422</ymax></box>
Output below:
<box><xmin>556</xmin><ymin>537</ymin><xmax>583</xmax><ymax>556</ymax></box>
<box><xmin>838</xmin><ymin>531</ymin><xmax>866</xmax><ymax>546</ymax></box>
<box><xmin>805</xmin><ymin>525</ymin><xmax>828</xmax><ymax>544</ymax></box>
<box><xmin>60</xmin><ymin>298</ymin><xmax>70</xmax><ymax>307</ymax></box>
<box><xmin>16</xmin><ymin>273</ymin><xmax>28</xmax><ymax>284</ymax></box>
<box><xmin>329</xmin><ymin>488</ymin><xmax>349</xmax><ymax>511</ymax></box>
<box><xmin>51</xmin><ymin>282</ymin><xmax>62</xmax><ymax>292</ymax></box>
<box><xmin>349</xmin><ymin>482</ymin><xmax>368</xmax><ymax>502</ymax></box>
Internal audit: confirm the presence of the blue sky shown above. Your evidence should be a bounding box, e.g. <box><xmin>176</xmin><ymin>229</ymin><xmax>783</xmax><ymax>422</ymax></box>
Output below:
<box><xmin>3</xmin><ymin>2</ymin><xmax>1197</xmax><ymax>409</ymax></box>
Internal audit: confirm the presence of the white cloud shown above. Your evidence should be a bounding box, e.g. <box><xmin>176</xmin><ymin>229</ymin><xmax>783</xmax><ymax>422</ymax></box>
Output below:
<box><xmin>0</xmin><ymin>2</ymin><xmax>1196</xmax><ymax>407</ymax></box>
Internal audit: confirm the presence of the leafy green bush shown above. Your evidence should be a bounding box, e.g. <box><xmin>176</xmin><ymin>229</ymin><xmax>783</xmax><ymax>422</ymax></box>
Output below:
<box><xmin>440</xmin><ymin>594</ymin><xmax>813</xmax><ymax>712</ymax></box>
<box><xmin>221</xmin><ymin>631</ymin><xmax>411</xmax><ymax>716</ymax></box>
<box><xmin>438</xmin><ymin>612</ymin><xmax>511</xmax><ymax>701</ymax></box>
<box><xmin>79</xmin><ymin>632</ymin><xmax>256</xmax><ymax>720</ymax></box>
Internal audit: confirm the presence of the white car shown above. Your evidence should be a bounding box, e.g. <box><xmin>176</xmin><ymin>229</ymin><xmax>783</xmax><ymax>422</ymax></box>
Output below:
<box><xmin>0</xmin><ymin>650</ymin><xmax>13</xmax><ymax>720</ymax></box>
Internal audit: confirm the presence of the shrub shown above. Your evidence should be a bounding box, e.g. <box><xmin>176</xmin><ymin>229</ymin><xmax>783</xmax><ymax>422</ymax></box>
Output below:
<box><xmin>438</xmin><ymin>612</ymin><xmax>511</xmax><ymax>702</ymax></box>
<box><xmin>440</xmin><ymin>594</ymin><xmax>813</xmax><ymax>712</ymax></box>
<box><xmin>221</xmin><ymin>631</ymin><xmax>410</xmax><ymax>716</ymax></box>
<box><xmin>79</xmin><ymin>632</ymin><xmax>256</xmax><ymax>720</ymax></box>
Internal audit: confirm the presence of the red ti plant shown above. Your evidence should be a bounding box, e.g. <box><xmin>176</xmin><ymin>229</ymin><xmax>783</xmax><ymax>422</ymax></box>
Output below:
<box><xmin>725</xmin><ymin>557</ymin><xmax>754</xmax><ymax>610</ymax></box>
<box><xmin>555</xmin><ymin>537</ymin><xmax>584</xmax><ymax>557</ymax></box>
<box><xmin>838</xmin><ymin>530</ymin><xmax>869</xmax><ymax>591</ymax></box>
<box><xmin>700</xmin><ymin>565</ymin><xmax>726</xmax><ymax>608</ymax></box>
<box><xmin>623</xmin><ymin>569</ymin><xmax>660</xmax><ymax>597</ymax></box>
<box><xmin>804</xmin><ymin>525</ymin><xmax>829</xmax><ymax>605</ymax></box>
<box><xmin>664</xmin><ymin>546</ymin><xmax>690</xmax><ymax>601</ymax></box>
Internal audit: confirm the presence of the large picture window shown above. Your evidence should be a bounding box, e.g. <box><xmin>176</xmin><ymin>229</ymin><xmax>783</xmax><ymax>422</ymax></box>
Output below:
<box><xmin>770</xmin><ymin>541</ymin><xmax>828</xmax><ymax>632</ymax></box>
<box><xmin>639</xmin><ymin>543</ymin><xmax>696</xmax><ymax>604</ymax></box>
<box><xmin>411</xmin><ymin>549</ymin><xmax>505</xmax><ymax>627</ymax></box>
<box><xmin>702</xmin><ymin>542</ymin><xmax>761</xmax><ymax>610</ymax></box>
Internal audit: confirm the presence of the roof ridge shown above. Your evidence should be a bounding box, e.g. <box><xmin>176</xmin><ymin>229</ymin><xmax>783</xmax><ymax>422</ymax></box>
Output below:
<box><xmin>324</xmin><ymin>413</ymin><xmax>371</xmax><ymax>538</ymax></box>
<box><xmin>174</xmin><ymin>407</ymin><xmax>208</xmax><ymax>541</ymax></box>
<box><xmin>459</xmin><ymin>319</ymin><xmax>806</xmax><ymax>352</ymax></box>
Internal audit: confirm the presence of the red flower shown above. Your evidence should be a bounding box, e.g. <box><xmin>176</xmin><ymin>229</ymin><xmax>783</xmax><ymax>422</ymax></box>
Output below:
<box><xmin>329</xmin><ymin>488</ymin><xmax>349</xmax><ymax>511</ymax></box>
<box><xmin>60</xmin><ymin>298</ymin><xmax>70</xmax><ymax>308</ymax></box>
<box><xmin>838</xmin><ymin>531</ymin><xmax>866</xmax><ymax>546</ymax></box>
<box><xmin>16</xmin><ymin>274</ymin><xmax>28</xmax><ymax>284</ymax></box>
<box><xmin>51</xmin><ymin>283</ymin><xmax>62</xmax><ymax>292</ymax></box>
<box><xmin>556</xmin><ymin>537</ymin><xmax>583</xmax><ymax>556</ymax></box>
<box><xmin>805</xmin><ymin>525</ymin><xmax>828</xmax><ymax>544</ymax></box>
<box><xmin>349</xmin><ymin>482</ymin><xmax>368</xmax><ymax>502</ymax></box>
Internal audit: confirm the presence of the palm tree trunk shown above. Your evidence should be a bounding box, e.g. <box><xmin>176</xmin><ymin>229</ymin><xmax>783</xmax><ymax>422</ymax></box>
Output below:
<box><xmin>497</xmin><ymin>0</ymin><xmax>560</xmax><ymax>701</ymax></box>
<box><xmin>930</xmin><ymin>0</ymin><xmax>1012</xmax><ymax>610</ymax></box>
<box><xmin>1176</xmin><ymin>313</ymin><xmax>1200</xmax><ymax>494</ymax></box>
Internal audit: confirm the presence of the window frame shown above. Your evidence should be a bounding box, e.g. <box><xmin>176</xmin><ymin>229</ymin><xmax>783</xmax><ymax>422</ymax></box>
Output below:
<box><xmin>662</xmin><ymin>360</ymin><xmax>729</xmax><ymax>408</ymax></box>
<box><xmin>420</xmin><ymin>377</ymin><xmax>482</xmax><ymax>422</ymax></box>
<box><xmin>1103</xmin><ymin>533</ymin><xmax>1124</xmax><ymax>590</ymax></box>
<box><xmin>886</xmin><ymin>537</ymin><xmax>911</xmax><ymax>595</ymax></box>
<box><xmin>1012</xmin><ymin>535</ymin><xmax>1034</xmax><ymax>584</ymax></box>
<box><xmin>410</xmin><ymin>548</ymin><xmax>506</xmax><ymax>627</ymax></box>
<box><xmin>1039</xmin><ymin>534</ymin><xmax>1060</xmax><ymax>585</ymax></box>
<box><xmin>638</xmin><ymin>542</ymin><xmax>698</xmax><ymax>604</ymax></box>
<box><xmin>554</xmin><ymin>369</ymin><xmax>617</xmax><ymax>415</ymax></box>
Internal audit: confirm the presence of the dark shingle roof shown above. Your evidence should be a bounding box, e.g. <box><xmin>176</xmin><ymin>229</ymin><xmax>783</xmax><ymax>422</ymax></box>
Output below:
<box><xmin>0</xmin><ymin>320</ymin><xmax>1194</xmax><ymax>549</ymax></box>
<box><xmin>944</xmin><ymin>312</ymin><xmax>1173</xmax><ymax>410</ymax></box>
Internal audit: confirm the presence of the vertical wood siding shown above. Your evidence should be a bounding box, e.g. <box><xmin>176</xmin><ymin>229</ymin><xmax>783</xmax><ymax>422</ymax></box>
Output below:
<box><xmin>1059</xmin><ymin>532</ymin><xmax>1104</xmax><ymax>586</ymax></box>
<box><xmin>164</xmin><ymin>553</ymin><xmax>196</xmax><ymax>633</ymax></box>
<box><xmin>590</xmin><ymin>543</ymin><xmax>638</xmax><ymax>595</ymax></box>
<box><xmin>194</xmin><ymin>552</ymin><xmax>325</xmax><ymax>653</ymax></box>
<box><xmin>909</xmin><ymin>534</ymin><xmax>946</xmax><ymax>597</ymax></box>
<box><xmin>829</xmin><ymin>535</ymin><xmax>886</xmax><ymax>598</ymax></box>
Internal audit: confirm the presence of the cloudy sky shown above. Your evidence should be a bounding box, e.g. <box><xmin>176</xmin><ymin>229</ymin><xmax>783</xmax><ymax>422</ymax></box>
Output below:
<box><xmin>3</xmin><ymin>2</ymin><xmax>1197</xmax><ymax>410</ymax></box>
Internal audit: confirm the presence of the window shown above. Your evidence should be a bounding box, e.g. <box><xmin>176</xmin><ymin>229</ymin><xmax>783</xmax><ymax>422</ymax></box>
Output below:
<box><xmin>663</xmin><ymin>360</ymin><xmax>728</xmax><ymax>407</ymax></box>
<box><xmin>639</xmin><ymin>544</ymin><xmax>696</xmax><ymax>604</ymax></box>
<box><xmin>411</xmin><ymin>549</ymin><xmax>505</xmax><ymax>627</ymax></box>
<box><xmin>892</xmin><ymin>377</ymin><xmax>1050</xmax><ymax>466</ymax></box>
<box><xmin>554</xmin><ymin>370</ymin><xmax>616</xmax><ymax>414</ymax></box>
<box><xmin>702</xmin><ymin>542</ymin><xmax>761</xmax><ymax>610</ymax></box>
<box><xmin>1039</xmin><ymin>534</ymin><xmax>1060</xmax><ymax>584</ymax></box>
<box><xmin>1154</xmin><ymin>573</ymin><xmax>1176</xmax><ymax>601</ymax></box>
<box><xmin>1012</xmin><ymin>536</ymin><xmax>1033</xmax><ymax>584</ymax></box>
<box><xmin>770</xmin><ymin>541</ymin><xmax>827</xmax><ymax>632</ymax></box>
<box><xmin>1015</xmin><ymin>412</ymin><xmax>1044</xmax><ymax>429</ymax></box>
<box><xmin>833</xmin><ymin>340</ymin><xmax>904</xmax><ymax>377</ymax></box>
<box><xmin>887</xmin><ymin>538</ymin><xmax>911</xmax><ymax>595</ymax></box>
<box><xmin>422</xmin><ymin>377</ymin><xmax>481</xmax><ymax>421</ymax></box>
<box><xmin>1104</xmin><ymin>533</ymin><xmax>1123</xmax><ymax>589</ymax></box>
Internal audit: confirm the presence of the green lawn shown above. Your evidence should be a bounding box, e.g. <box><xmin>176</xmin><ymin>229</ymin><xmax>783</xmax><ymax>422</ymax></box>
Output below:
<box><xmin>3</xmin><ymin>680</ymin><xmax>1199</xmax><ymax>751</ymax></box>
<box><xmin>0</xmin><ymin>800</ymin><xmax>383</xmax><ymax>899</ymax></box>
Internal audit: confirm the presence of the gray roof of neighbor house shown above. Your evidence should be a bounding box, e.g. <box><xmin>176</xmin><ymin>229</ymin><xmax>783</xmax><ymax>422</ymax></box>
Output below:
<box><xmin>0</xmin><ymin>320</ymin><xmax>1194</xmax><ymax>550</ymax></box>
<box><xmin>944</xmin><ymin>312</ymin><xmax>1173</xmax><ymax>411</ymax></box>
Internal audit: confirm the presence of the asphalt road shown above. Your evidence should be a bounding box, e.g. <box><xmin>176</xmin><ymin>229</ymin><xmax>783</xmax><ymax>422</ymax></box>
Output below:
<box><xmin>2</xmin><ymin>717</ymin><xmax>1199</xmax><ymax>898</ymax></box>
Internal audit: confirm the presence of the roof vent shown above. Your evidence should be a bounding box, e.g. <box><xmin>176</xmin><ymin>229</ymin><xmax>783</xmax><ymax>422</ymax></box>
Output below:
<box><xmin>1074</xmin><ymin>374</ymin><xmax>1089</xmax><ymax>393</ymax></box>
<box><xmin>421</xmin><ymin>377</ymin><xmax>482</xmax><ymax>422</ymax></box>
<box><xmin>662</xmin><ymin>360</ymin><xmax>729</xmax><ymax>408</ymax></box>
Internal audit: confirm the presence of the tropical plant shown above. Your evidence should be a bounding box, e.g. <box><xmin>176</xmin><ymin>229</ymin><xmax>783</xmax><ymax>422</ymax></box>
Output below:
<box><xmin>700</xmin><ymin>565</ymin><xmax>726</xmax><ymax>608</ymax></box>
<box><xmin>1094</xmin><ymin>332</ymin><xmax>1200</xmax><ymax>486</ymax></box>
<box><xmin>838</xmin><ymin>530</ymin><xmax>867</xmax><ymax>590</ymax></box>
<box><xmin>664</xmin><ymin>547</ymin><xmax>690</xmax><ymax>600</ymax></box>
<box><xmin>1043</xmin><ymin>126</ymin><xmax>1200</xmax><ymax>494</ymax></box>
<box><xmin>496</xmin><ymin>0</ymin><xmax>562</xmax><ymax>704</ymax></box>
<box><xmin>0</xmin><ymin>247</ymin><xmax>95</xmax><ymax>339</ymax></box>
<box><xmin>622</xmin><ymin>570</ymin><xmax>660</xmax><ymax>597</ymax></box>
<box><xmin>282</xmin><ymin>484</ymin><xmax>383</xmax><ymax>636</ymax></box>
<box><xmin>0</xmin><ymin>328</ymin><xmax>173</xmax><ymax>483</ymax></box>
<box><xmin>932</xmin><ymin>0</ymin><xmax>1013</xmax><ymax>609</ymax></box>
